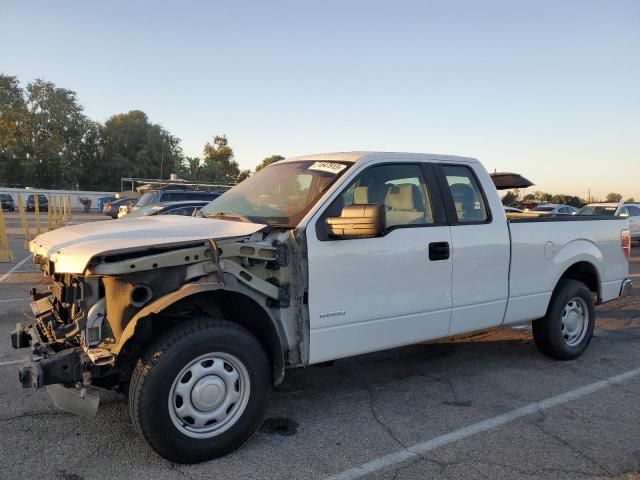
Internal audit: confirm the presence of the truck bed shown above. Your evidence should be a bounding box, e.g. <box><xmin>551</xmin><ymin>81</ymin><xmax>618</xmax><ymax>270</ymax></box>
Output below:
<box><xmin>504</xmin><ymin>215</ymin><xmax>628</xmax><ymax>325</ymax></box>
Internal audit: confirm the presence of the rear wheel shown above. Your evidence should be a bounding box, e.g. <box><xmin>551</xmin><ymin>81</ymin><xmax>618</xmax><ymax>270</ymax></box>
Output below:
<box><xmin>532</xmin><ymin>279</ymin><xmax>595</xmax><ymax>360</ymax></box>
<box><xmin>129</xmin><ymin>318</ymin><xmax>271</xmax><ymax>463</ymax></box>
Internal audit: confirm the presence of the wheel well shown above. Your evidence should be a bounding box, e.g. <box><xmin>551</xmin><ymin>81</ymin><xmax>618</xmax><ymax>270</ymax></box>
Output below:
<box><xmin>123</xmin><ymin>291</ymin><xmax>286</xmax><ymax>385</ymax></box>
<box><xmin>558</xmin><ymin>261</ymin><xmax>600</xmax><ymax>300</ymax></box>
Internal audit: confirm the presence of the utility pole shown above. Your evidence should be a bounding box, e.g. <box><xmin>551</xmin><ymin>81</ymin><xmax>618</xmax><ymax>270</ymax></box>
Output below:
<box><xmin>160</xmin><ymin>137</ymin><xmax>166</xmax><ymax>181</ymax></box>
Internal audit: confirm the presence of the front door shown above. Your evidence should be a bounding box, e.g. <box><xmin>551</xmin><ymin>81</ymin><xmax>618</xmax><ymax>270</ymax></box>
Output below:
<box><xmin>306</xmin><ymin>162</ymin><xmax>453</xmax><ymax>363</ymax></box>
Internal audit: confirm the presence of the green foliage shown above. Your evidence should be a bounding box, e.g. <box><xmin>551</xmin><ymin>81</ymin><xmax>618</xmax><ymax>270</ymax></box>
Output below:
<box><xmin>624</xmin><ymin>197</ymin><xmax>635</xmax><ymax>203</ymax></box>
<box><xmin>519</xmin><ymin>190</ymin><xmax>586</xmax><ymax>208</ymax></box>
<box><xmin>0</xmin><ymin>75</ymin><xmax>29</xmax><ymax>186</ymax></box>
<box><xmin>549</xmin><ymin>194</ymin><xmax>585</xmax><ymax>208</ymax></box>
<box><xmin>98</xmin><ymin>110</ymin><xmax>182</xmax><ymax>190</ymax></box>
<box><xmin>501</xmin><ymin>191</ymin><xmax>519</xmax><ymax>207</ymax></box>
<box><xmin>200</xmin><ymin>135</ymin><xmax>239</xmax><ymax>183</ymax></box>
<box><xmin>255</xmin><ymin>154</ymin><xmax>284</xmax><ymax>172</ymax></box>
<box><xmin>237</xmin><ymin>170</ymin><xmax>251</xmax><ymax>182</ymax></box>
<box><xmin>184</xmin><ymin>156</ymin><xmax>202</xmax><ymax>179</ymax></box>
<box><xmin>0</xmin><ymin>75</ymin><xmax>102</xmax><ymax>189</ymax></box>
<box><xmin>605</xmin><ymin>192</ymin><xmax>623</xmax><ymax>203</ymax></box>
<box><xmin>0</xmin><ymin>75</ymin><xmax>186</xmax><ymax>191</ymax></box>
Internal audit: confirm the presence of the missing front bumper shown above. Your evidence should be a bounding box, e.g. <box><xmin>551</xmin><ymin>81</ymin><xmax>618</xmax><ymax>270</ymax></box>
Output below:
<box><xmin>10</xmin><ymin>321</ymin><xmax>100</xmax><ymax>418</ymax></box>
<box><xmin>10</xmin><ymin>322</ymin><xmax>83</xmax><ymax>389</ymax></box>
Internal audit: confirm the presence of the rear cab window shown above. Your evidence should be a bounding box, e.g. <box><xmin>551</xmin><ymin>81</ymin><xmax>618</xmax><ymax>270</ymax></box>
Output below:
<box><xmin>440</xmin><ymin>165</ymin><xmax>490</xmax><ymax>223</ymax></box>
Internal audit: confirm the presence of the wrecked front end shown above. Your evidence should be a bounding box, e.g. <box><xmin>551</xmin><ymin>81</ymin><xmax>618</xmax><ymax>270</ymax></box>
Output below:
<box><xmin>11</xmin><ymin>221</ymin><xmax>304</xmax><ymax>418</ymax></box>
<box><xmin>11</xmin><ymin>246</ymin><xmax>203</xmax><ymax>417</ymax></box>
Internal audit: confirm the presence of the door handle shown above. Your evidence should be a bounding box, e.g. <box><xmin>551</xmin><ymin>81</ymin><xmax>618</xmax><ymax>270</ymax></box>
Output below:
<box><xmin>429</xmin><ymin>241</ymin><xmax>450</xmax><ymax>261</ymax></box>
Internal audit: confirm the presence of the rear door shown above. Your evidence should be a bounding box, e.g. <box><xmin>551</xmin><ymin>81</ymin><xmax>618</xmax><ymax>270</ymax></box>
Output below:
<box><xmin>306</xmin><ymin>162</ymin><xmax>453</xmax><ymax>363</ymax></box>
<box><xmin>435</xmin><ymin>163</ymin><xmax>511</xmax><ymax>335</ymax></box>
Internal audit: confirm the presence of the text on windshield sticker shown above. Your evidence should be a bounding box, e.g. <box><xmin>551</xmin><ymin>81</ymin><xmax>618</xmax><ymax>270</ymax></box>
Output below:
<box><xmin>308</xmin><ymin>161</ymin><xmax>347</xmax><ymax>174</ymax></box>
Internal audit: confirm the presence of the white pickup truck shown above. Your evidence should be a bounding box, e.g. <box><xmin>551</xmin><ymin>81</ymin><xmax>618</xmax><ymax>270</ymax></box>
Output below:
<box><xmin>11</xmin><ymin>152</ymin><xmax>632</xmax><ymax>463</ymax></box>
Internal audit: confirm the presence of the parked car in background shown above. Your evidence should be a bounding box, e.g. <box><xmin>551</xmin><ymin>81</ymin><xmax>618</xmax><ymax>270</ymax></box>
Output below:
<box><xmin>577</xmin><ymin>202</ymin><xmax>640</xmax><ymax>240</ymax></box>
<box><xmin>119</xmin><ymin>189</ymin><xmax>222</xmax><ymax>218</ymax></box>
<box><xmin>531</xmin><ymin>204</ymin><xmax>578</xmax><ymax>215</ymax></box>
<box><xmin>504</xmin><ymin>206</ymin><xmax>524</xmax><ymax>213</ymax></box>
<box><xmin>123</xmin><ymin>200</ymin><xmax>209</xmax><ymax>219</ymax></box>
<box><xmin>26</xmin><ymin>194</ymin><xmax>49</xmax><ymax>212</ymax></box>
<box><xmin>103</xmin><ymin>198</ymin><xmax>136</xmax><ymax>219</ymax></box>
<box><xmin>0</xmin><ymin>194</ymin><xmax>15</xmax><ymax>211</ymax></box>
<box><xmin>97</xmin><ymin>196</ymin><xmax>118</xmax><ymax>214</ymax></box>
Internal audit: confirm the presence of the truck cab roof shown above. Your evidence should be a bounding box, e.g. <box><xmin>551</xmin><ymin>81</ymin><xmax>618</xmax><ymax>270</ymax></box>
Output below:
<box><xmin>283</xmin><ymin>151</ymin><xmax>478</xmax><ymax>165</ymax></box>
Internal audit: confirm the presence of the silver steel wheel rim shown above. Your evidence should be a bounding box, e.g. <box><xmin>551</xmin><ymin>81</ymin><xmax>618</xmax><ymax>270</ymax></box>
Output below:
<box><xmin>168</xmin><ymin>352</ymin><xmax>250</xmax><ymax>439</ymax></box>
<box><xmin>561</xmin><ymin>296</ymin><xmax>589</xmax><ymax>347</ymax></box>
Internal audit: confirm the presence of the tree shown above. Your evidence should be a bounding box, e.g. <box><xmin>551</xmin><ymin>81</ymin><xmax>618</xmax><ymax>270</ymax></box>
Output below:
<box><xmin>184</xmin><ymin>156</ymin><xmax>202</xmax><ymax>180</ymax></box>
<box><xmin>0</xmin><ymin>75</ymin><xmax>29</xmax><ymax>186</ymax></box>
<box><xmin>99</xmin><ymin>110</ymin><xmax>182</xmax><ymax>190</ymax></box>
<box><xmin>624</xmin><ymin>197</ymin><xmax>635</xmax><ymax>203</ymax></box>
<box><xmin>532</xmin><ymin>191</ymin><xmax>552</xmax><ymax>202</ymax></box>
<box><xmin>501</xmin><ymin>191</ymin><xmax>518</xmax><ymax>207</ymax></box>
<box><xmin>22</xmin><ymin>79</ymin><xmax>93</xmax><ymax>189</ymax></box>
<box><xmin>73</xmin><ymin>118</ymin><xmax>103</xmax><ymax>190</ymax></box>
<box><xmin>201</xmin><ymin>135</ymin><xmax>239</xmax><ymax>183</ymax></box>
<box><xmin>237</xmin><ymin>170</ymin><xmax>251</xmax><ymax>182</ymax></box>
<box><xmin>605</xmin><ymin>192</ymin><xmax>622</xmax><ymax>203</ymax></box>
<box><xmin>550</xmin><ymin>194</ymin><xmax>586</xmax><ymax>208</ymax></box>
<box><xmin>255</xmin><ymin>154</ymin><xmax>284</xmax><ymax>172</ymax></box>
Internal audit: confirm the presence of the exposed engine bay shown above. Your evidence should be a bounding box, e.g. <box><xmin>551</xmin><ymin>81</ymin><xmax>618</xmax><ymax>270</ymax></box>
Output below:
<box><xmin>12</xmin><ymin>226</ymin><xmax>308</xmax><ymax>413</ymax></box>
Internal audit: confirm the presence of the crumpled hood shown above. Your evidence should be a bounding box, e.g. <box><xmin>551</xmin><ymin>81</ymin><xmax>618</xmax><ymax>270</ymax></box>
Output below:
<box><xmin>30</xmin><ymin>215</ymin><xmax>267</xmax><ymax>274</ymax></box>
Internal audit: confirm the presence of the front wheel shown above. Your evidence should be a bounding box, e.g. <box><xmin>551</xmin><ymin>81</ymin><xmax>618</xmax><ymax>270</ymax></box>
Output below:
<box><xmin>129</xmin><ymin>318</ymin><xmax>271</xmax><ymax>463</ymax></box>
<box><xmin>532</xmin><ymin>279</ymin><xmax>596</xmax><ymax>360</ymax></box>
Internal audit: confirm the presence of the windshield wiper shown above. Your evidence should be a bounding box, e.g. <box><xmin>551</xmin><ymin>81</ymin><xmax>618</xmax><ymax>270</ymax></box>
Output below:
<box><xmin>205</xmin><ymin>211</ymin><xmax>254</xmax><ymax>223</ymax></box>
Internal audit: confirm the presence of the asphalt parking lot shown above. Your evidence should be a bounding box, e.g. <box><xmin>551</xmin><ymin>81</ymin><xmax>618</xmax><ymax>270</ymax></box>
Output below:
<box><xmin>1</xmin><ymin>214</ymin><xmax>639</xmax><ymax>480</ymax></box>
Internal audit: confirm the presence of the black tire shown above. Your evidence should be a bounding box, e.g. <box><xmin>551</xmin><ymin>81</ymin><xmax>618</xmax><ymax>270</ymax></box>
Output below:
<box><xmin>532</xmin><ymin>279</ymin><xmax>595</xmax><ymax>360</ymax></box>
<box><xmin>129</xmin><ymin>318</ymin><xmax>271</xmax><ymax>463</ymax></box>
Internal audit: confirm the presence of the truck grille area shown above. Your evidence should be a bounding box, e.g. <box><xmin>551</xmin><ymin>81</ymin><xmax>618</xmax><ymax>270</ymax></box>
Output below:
<box><xmin>51</xmin><ymin>281</ymin><xmax>65</xmax><ymax>303</ymax></box>
<box><xmin>29</xmin><ymin>274</ymin><xmax>83</xmax><ymax>345</ymax></box>
<box><xmin>30</xmin><ymin>297</ymin><xmax>55</xmax><ymax>317</ymax></box>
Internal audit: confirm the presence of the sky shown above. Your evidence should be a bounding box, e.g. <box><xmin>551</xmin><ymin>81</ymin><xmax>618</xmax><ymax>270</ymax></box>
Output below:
<box><xmin>2</xmin><ymin>0</ymin><xmax>639</xmax><ymax>200</ymax></box>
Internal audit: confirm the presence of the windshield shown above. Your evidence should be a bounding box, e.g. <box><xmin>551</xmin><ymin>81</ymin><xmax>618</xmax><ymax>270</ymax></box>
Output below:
<box><xmin>124</xmin><ymin>205</ymin><xmax>161</xmax><ymax>218</ymax></box>
<box><xmin>135</xmin><ymin>191</ymin><xmax>156</xmax><ymax>208</ymax></box>
<box><xmin>201</xmin><ymin>160</ymin><xmax>351</xmax><ymax>227</ymax></box>
<box><xmin>532</xmin><ymin>205</ymin><xmax>555</xmax><ymax>212</ymax></box>
<box><xmin>577</xmin><ymin>206</ymin><xmax>617</xmax><ymax>216</ymax></box>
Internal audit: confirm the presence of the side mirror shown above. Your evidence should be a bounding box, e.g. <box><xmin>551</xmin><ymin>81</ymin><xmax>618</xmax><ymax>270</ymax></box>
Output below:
<box><xmin>619</xmin><ymin>212</ymin><xmax>629</xmax><ymax>218</ymax></box>
<box><xmin>326</xmin><ymin>204</ymin><xmax>385</xmax><ymax>239</ymax></box>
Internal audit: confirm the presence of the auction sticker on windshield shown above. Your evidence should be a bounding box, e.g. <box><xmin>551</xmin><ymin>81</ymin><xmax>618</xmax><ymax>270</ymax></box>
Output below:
<box><xmin>308</xmin><ymin>161</ymin><xmax>347</xmax><ymax>174</ymax></box>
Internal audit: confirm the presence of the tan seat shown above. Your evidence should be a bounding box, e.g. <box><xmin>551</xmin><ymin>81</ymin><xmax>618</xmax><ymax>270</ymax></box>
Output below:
<box><xmin>384</xmin><ymin>184</ymin><xmax>426</xmax><ymax>227</ymax></box>
<box><xmin>353</xmin><ymin>186</ymin><xmax>369</xmax><ymax>204</ymax></box>
<box><xmin>450</xmin><ymin>183</ymin><xmax>485</xmax><ymax>222</ymax></box>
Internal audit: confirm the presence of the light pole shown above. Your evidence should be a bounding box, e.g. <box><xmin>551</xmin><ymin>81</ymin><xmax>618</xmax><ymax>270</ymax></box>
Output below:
<box><xmin>160</xmin><ymin>137</ymin><xmax>166</xmax><ymax>181</ymax></box>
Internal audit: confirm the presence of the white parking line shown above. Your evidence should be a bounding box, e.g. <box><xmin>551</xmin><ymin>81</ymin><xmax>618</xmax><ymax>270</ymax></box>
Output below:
<box><xmin>0</xmin><ymin>298</ymin><xmax>25</xmax><ymax>303</ymax></box>
<box><xmin>0</xmin><ymin>255</ymin><xmax>32</xmax><ymax>283</ymax></box>
<box><xmin>0</xmin><ymin>359</ymin><xmax>25</xmax><ymax>367</ymax></box>
<box><xmin>326</xmin><ymin>367</ymin><xmax>640</xmax><ymax>480</ymax></box>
